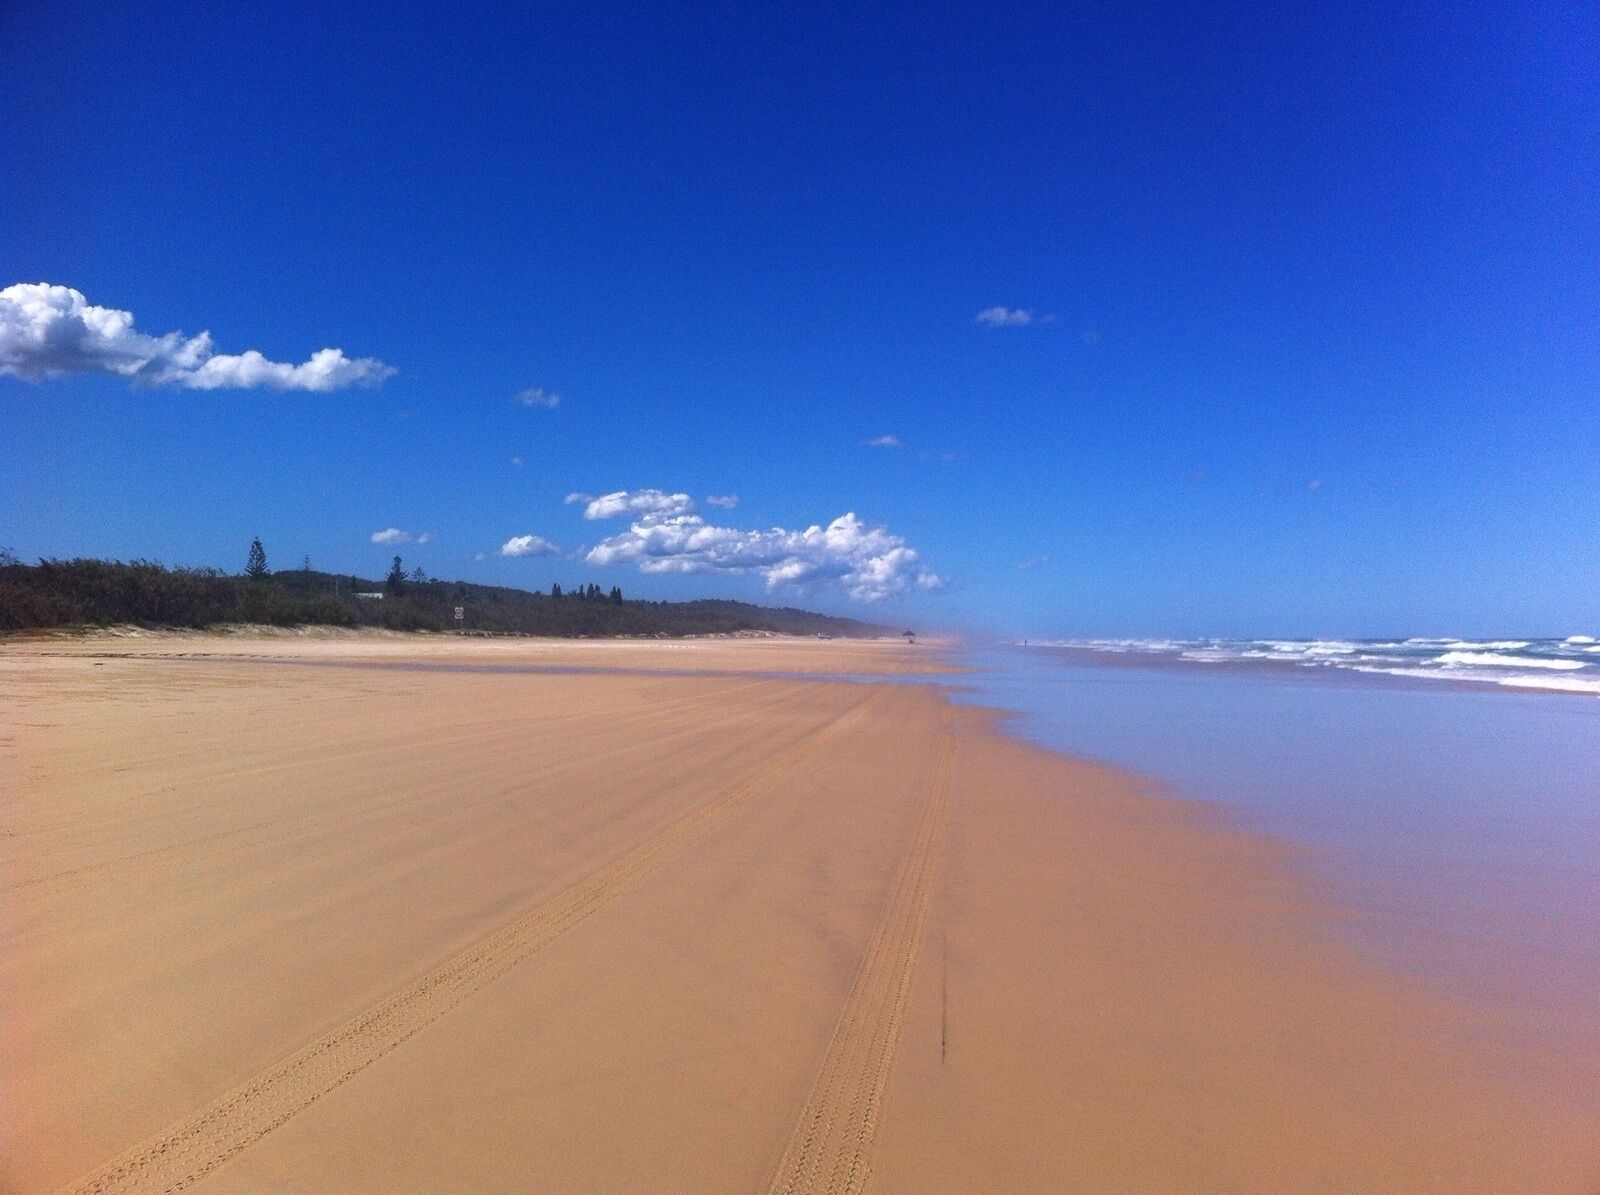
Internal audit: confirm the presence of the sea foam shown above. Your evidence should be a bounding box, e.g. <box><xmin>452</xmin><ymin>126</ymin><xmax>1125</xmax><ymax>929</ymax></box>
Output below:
<box><xmin>1433</xmin><ymin>652</ymin><xmax>1585</xmax><ymax>671</ymax></box>
<box><xmin>1021</xmin><ymin>636</ymin><xmax>1599</xmax><ymax>696</ymax></box>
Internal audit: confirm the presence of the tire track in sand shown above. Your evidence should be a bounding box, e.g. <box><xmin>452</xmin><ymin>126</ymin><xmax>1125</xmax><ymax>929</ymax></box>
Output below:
<box><xmin>60</xmin><ymin>693</ymin><xmax>880</xmax><ymax>1195</ymax></box>
<box><xmin>9</xmin><ymin>676</ymin><xmax>778</xmax><ymax>907</ymax></box>
<box><xmin>764</xmin><ymin>722</ymin><xmax>955</xmax><ymax>1195</ymax></box>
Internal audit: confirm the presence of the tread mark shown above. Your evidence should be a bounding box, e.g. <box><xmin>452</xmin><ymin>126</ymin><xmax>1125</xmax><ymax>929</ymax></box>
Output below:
<box><xmin>764</xmin><ymin>723</ymin><xmax>955</xmax><ymax>1195</ymax></box>
<box><xmin>60</xmin><ymin>694</ymin><xmax>878</xmax><ymax>1195</ymax></box>
<box><xmin>9</xmin><ymin>676</ymin><xmax>776</xmax><ymax>906</ymax></box>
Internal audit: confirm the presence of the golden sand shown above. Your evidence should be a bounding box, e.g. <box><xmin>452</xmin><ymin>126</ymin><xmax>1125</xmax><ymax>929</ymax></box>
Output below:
<box><xmin>1</xmin><ymin>636</ymin><xmax>1593</xmax><ymax>1192</ymax></box>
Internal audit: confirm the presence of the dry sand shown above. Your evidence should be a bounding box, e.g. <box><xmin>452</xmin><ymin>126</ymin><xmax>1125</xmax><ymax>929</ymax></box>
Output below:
<box><xmin>1</xmin><ymin>635</ymin><xmax>1594</xmax><ymax>1193</ymax></box>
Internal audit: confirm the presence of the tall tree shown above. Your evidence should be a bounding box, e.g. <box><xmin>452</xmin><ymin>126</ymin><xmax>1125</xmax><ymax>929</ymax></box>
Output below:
<box><xmin>385</xmin><ymin>556</ymin><xmax>406</xmax><ymax>596</ymax></box>
<box><xmin>245</xmin><ymin>538</ymin><xmax>268</xmax><ymax>580</ymax></box>
<box><xmin>609</xmin><ymin>585</ymin><xmax>623</xmax><ymax>604</ymax></box>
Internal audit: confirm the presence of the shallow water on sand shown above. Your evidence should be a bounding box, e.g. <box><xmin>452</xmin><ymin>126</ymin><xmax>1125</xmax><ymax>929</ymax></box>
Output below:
<box><xmin>953</xmin><ymin>645</ymin><xmax>1600</xmax><ymax>1041</ymax></box>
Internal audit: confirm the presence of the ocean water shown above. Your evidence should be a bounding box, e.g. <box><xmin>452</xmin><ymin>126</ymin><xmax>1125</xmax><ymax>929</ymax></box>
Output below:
<box><xmin>1028</xmin><ymin>635</ymin><xmax>1600</xmax><ymax>695</ymax></box>
<box><xmin>952</xmin><ymin>644</ymin><xmax>1600</xmax><ymax>1033</ymax></box>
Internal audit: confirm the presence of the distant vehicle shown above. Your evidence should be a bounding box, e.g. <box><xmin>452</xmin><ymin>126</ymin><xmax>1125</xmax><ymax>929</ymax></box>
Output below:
<box><xmin>902</xmin><ymin>629</ymin><xmax>916</xmax><ymax>645</ymax></box>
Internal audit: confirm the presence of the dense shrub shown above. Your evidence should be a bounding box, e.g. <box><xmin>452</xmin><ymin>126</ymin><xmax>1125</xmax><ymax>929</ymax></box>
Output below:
<box><xmin>0</xmin><ymin>558</ymin><xmax>890</xmax><ymax>639</ymax></box>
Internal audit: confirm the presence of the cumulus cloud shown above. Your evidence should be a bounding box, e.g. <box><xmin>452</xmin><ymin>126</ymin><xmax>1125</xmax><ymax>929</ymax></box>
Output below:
<box><xmin>578</xmin><ymin>488</ymin><xmax>698</xmax><ymax>522</ymax></box>
<box><xmin>704</xmin><ymin>494</ymin><xmax>739</xmax><ymax>509</ymax></box>
<box><xmin>585</xmin><ymin>510</ymin><xmax>941</xmax><ymax>602</ymax></box>
<box><xmin>0</xmin><ymin>283</ymin><xmax>393</xmax><ymax>390</ymax></box>
<box><xmin>499</xmin><ymin>534</ymin><xmax>560</xmax><ymax>557</ymax></box>
<box><xmin>974</xmin><ymin>305</ymin><xmax>1035</xmax><ymax>327</ymax></box>
<box><xmin>862</xmin><ymin>434</ymin><xmax>901</xmax><ymax>448</ymax></box>
<box><xmin>515</xmin><ymin>387</ymin><xmax>559</xmax><ymax>408</ymax></box>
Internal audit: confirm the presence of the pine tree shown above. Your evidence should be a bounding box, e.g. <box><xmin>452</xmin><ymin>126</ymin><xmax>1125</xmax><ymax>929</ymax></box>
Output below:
<box><xmin>551</xmin><ymin>582</ymin><xmax>562</xmax><ymax>599</ymax></box>
<box><xmin>609</xmin><ymin>586</ymin><xmax>623</xmax><ymax>605</ymax></box>
<box><xmin>245</xmin><ymin>538</ymin><xmax>268</xmax><ymax>580</ymax></box>
<box><xmin>385</xmin><ymin>556</ymin><xmax>406</xmax><ymax>596</ymax></box>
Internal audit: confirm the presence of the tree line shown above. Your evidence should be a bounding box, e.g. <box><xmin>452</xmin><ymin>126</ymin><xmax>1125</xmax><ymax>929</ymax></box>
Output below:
<box><xmin>0</xmin><ymin>540</ymin><xmax>892</xmax><ymax>639</ymax></box>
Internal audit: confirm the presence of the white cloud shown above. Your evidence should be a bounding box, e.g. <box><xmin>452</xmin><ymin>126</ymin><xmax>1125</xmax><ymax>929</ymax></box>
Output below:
<box><xmin>510</xmin><ymin>456</ymin><xmax>524</xmax><ymax>466</ymax></box>
<box><xmin>0</xmin><ymin>283</ymin><xmax>393</xmax><ymax>390</ymax></box>
<box><xmin>177</xmin><ymin>349</ymin><xmax>392</xmax><ymax>391</ymax></box>
<box><xmin>585</xmin><ymin>510</ymin><xmax>941</xmax><ymax>602</ymax></box>
<box><xmin>499</xmin><ymin>534</ymin><xmax>560</xmax><ymax>557</ymax></box>
<box><xmin>580</xmin><ymin>488</ymin><xmax>698</xmax><ymax>522</ymax></box>
<box><xmin>863</xmin><ymin>434</ymin><xmax>901</xmax><ymax>448</ymax></box>
<box><xmin>974</xmin><ymin>306</ymin><xmax>1035</xmax><ymax>327</ymax></box>
<box><xmin>416</xmin><ymin>531</ymin><xmax>435</xmax><ymax>544</ymax></box>
<box><xmin>1018</xmin><ymin>554</ymin><xmax>1051</xmax><ymax>571</ymax></box>
<box><xmin>515</xmin><ymin>387</ymin><xmax>559</xmax><ymax>408</ymax></box>
<box><xmin>371</xmin><ymin>528</ymin><xmax>412</xmax><ymax>545</ymax></box>
<box><xmin>1306</xmin><ymin>478</ymin><xmax>1325</xmax><ymax>492</ymax></box>
<box><xmin>704</xmin><ymin>494</ymin><xmax>739</xmax><ymax>509</ymax></box>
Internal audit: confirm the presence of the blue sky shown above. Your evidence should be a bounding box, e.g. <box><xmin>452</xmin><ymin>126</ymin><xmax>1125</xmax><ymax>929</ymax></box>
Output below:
<box><xmin>3</xmin><ymin>1</ymin><xmax>1596</xmax><ymax>637</ymax></box>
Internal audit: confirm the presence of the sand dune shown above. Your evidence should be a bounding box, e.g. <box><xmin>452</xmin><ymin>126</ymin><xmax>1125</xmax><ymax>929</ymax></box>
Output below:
<box><xmin>2</xmin><ymin>638</ymin><xmax>1593</xmax><ymax>1192</ymax></box>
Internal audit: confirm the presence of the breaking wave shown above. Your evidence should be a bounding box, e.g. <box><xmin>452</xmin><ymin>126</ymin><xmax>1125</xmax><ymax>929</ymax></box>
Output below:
<box><xmin>1019</xmin><ymin>636</ymin><xmax>1600</xmax><ymax>697</ymax></box>
<box><xmin>1432</xmin><ymin>651</ymin><xmax>1585</xmax><ymax>671</ymax></box>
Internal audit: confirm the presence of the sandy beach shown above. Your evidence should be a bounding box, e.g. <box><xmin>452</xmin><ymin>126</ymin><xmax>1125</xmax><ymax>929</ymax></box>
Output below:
<box><xmin>2</xmin><ymin>635</ymin><xmax>1594</xmax><ymax>1193</ymax></box>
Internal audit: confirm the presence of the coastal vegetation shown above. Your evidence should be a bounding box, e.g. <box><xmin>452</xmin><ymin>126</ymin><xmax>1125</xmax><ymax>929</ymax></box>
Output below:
<box><xmin>0</xmin><ymin>547</ymin><xmax>891</xmax><ymax>639</ymax></box>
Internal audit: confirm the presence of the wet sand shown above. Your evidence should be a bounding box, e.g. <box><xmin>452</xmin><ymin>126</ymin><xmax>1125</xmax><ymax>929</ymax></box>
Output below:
<box><xmin>1</xmin><ymin>635</ymin><xmax>1594</xmax><ymax>1192</ymax></box>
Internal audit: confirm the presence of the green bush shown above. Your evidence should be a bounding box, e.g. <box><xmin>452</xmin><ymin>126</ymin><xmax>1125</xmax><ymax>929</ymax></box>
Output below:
<box><xmin>0</xmin><ymin>558</ymin><xmax>891</xmax><ymax>639</ymax></box>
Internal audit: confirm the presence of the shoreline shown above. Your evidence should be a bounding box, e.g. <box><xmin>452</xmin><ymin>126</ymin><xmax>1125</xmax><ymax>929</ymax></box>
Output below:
<box><xmin>3</xmin><ymin>637</ymin><xmax>1595</xmax><ymax>1191</ymax></box>
<box><xmin>1016</xmin><ymin>642</ymin><xmax>1600</xmax><ymax>701</ymax></box>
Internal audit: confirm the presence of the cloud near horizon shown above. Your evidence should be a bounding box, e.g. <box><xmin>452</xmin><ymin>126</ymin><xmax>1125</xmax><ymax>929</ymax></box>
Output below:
<box><xmin>570</xmin><ymin>488</ymin><xmax>698</xmax><ymax>521</ymax></box>
<box><xmin>974</xmin><ymin>305</ymin><xmax>1036</xmax><ymax>327</ymax></box>
<box><xmin>499</xmin><ymin>534</ymin><xmax>560</xmax><ymax>557</ymax></box>
<box><xmin>862</xmin><ymin>434</ymin><xmax>901</xmax><ymax>448</ymax></box>
<box><xmin>370</xmin><ymin>528</ymin><xmax>433</xmax><ymax>545</ymax></box>
<box><xmin>0</xmin><ymin>283</ymin><xmax>394</xmax><ymax>390</ymax></box>
<box><xmin>577</xmin><ymin>491</ymin><xmax>941</xmax><ymax>601</ymax></box>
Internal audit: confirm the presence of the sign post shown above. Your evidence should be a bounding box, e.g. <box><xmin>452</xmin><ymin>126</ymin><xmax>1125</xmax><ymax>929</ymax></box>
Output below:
<box><xmin>454</xmin><ymin>606</ymin><xmax>464</xmax><ymax>634</ymax></box>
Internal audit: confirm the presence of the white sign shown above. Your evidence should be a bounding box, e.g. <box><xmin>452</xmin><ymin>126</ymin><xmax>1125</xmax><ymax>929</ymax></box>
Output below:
<box><xmin>454</xmin><ymin>607</ymin><xmax>464</xmax><ymax>620</ymax></box>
